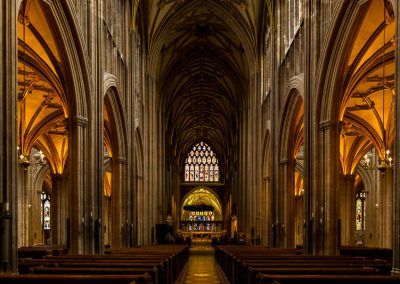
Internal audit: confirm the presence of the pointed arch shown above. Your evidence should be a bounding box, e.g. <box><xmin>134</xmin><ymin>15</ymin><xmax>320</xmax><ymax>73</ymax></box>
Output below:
<box><xmin>279</xmin><ymin>86</ymin><xmax>304</xmax><ymax>161</ymax></box>
<box><xmin>104</xmin><ymin>82</ymin><xmax>127</xmax><ymax>161</ymax></box>
<box><xmin>316</xmin><ymin>0</ymin><xmax>370</xmax><ymax>124</ymax></box>
<box><xmin>32</xmin><ymin>0</ymin><xmax>91</xmax><ymax>119</ymax></box>
<box><xmin>180</xmin><ymin>186</ymin><xmax>223</xmax><ymax>221</ymax></box>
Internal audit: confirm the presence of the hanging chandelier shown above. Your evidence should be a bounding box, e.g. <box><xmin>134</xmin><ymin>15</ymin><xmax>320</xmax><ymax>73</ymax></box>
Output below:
<box><xmin>363</xmin><ymin>149</ymin><xmax>393</xmax><ymax>172</ymax></box>
<box><xmin>18</xmin><ymin>0</ymin><xmax>30</xmax><ymax>169</ymax></box>
<box><xmin>184</xmin><ymin>202</ymin><xmax>214</xmax><ymax>212</ymax></box>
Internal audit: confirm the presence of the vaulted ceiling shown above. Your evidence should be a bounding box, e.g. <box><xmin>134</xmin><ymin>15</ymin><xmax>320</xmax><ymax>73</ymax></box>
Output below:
<box><xmin>340</xmin><ymin>0</ymin><xmax>395</xmax><ymax>175</ymax></box>
<box><xmin>145</xmin><ymin>0</ymin><xmax>264</xmax><ymax>174</ymax></box>
<box><xmin>18</xmin><ymin>0</ymin><xmax>68</xmax><ymax>174</ymax></box>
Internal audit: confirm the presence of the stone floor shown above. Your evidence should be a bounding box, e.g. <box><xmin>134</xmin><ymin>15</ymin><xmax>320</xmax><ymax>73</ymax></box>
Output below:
<box><xmin>183</xmin><ymin>239</ymin><xmax>223</xmax><ymax>284</ymax></box>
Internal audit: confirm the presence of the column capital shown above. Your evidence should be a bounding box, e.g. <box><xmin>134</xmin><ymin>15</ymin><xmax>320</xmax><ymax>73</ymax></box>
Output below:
<box><xmin>73</xmin><ymin>116</ymin><xmax>88</xmax><ymax>128</ymax></box>
<box><xmin>115</xmin><ymin>157</ymin><xmax>127</xmax><ymax>165</ymax></box>
<box><xmin>280</xmin><ymin>159</ymin><xmax>290</xmax><ymax>165</ymax></box>
<box><xmin>51</xmin><ymin>173</ymin><xmax>63</xmax><ymax>180</ymax></box>
<box><xmin>319</xmin><ymin>120</ymin><xmax>334</xmax><ymax>131</ymax></box>
<box><xmin>342</xmin><ymin>174</ymin><xmax>356</xmax><ymax>181</ymax></box>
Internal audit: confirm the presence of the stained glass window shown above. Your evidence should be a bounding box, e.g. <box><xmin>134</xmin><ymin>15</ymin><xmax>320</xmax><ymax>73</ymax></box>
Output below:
<box><xmin>185</xmin><ymin>211</ymin><xmax>216</xmax><ymax>232</ymax></box>
<box><xmin>355</xmin><ymin>191</ymin><xmax>366</xmax><ymax>231</ymax></box>
<box><xmin>184</xmin><ymin>142</ymin><xmax>219</xmax><ymax>182</ymax></box>
<box><xmin>40</xmin><ymin>191</ymin><xmax>51</xmax><ymax>230</ymax></box>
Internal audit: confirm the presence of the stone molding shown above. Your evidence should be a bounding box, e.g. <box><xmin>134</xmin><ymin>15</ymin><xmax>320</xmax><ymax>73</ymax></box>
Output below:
<box><xmin>74</xmin><ymin>116</ymin><xmax>89</xmax><ymax>128</ymax></box>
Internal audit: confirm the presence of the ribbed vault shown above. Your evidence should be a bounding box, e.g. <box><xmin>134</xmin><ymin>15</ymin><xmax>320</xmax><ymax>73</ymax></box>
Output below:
<box><xmin>339</xmin><ymin>0</ymin><xmax>395</xmax><ymax>174</ymax></box>
<box><xmin>18</xmin><ymin>0</ymin><xmax>68</xmax><ymax>174</ymax></box>
<box><xmin>153</xmin><ymin>0</ymin><xmax>255</xmax><ymax>177</ymax></box>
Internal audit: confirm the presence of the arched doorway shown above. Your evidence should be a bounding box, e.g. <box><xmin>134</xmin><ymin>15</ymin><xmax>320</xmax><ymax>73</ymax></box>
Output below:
<box><xmin>179</xmin><ymin>187</ymin><xmax>224</xmax><ymax>240</ymax></box>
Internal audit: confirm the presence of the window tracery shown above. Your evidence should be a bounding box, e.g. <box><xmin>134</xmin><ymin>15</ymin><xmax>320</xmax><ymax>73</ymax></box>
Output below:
<box><xmin>184</xmin><ymin>142</ymin><xmax>219</xmax><ymax>182</ymax></box>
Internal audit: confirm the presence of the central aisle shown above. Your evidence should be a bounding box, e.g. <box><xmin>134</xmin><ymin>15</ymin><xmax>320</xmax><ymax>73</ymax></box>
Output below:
<box><xmin>183</xmin><ymin>239</ymin><xmax>223</xmax><ymax>284</ymax></box>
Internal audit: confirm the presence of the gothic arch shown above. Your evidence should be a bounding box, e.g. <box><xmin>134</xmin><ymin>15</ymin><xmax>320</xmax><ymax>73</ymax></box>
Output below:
<box><xmin>277</xmin><ymin>81</ymin><xmax>305</xmax><ymax>247</ymax></box>
<box><xmin>356</xmin><ymin>165</ymin><xmax>374</xmax><ymax>194</ymax></box>
<box><xmin>279</xmin><ymin>87</ymin><xmax>304</xmax><ymax>161</ymax></box>
<box><xmin>180</xmin><ymin>186</ymin><xmax>223</xmax><ymax>218</ymax></box>
<box><xmin>316</xmin><ymin>0</ymin><xmax>370</xmax><ymax>123</ymax></box>
<box><xmin>148</xmin><ymin>0</ymin><xmax>257</xmax><ymax>77</ymax></box>
<box><xmin>103</xmin><ymin>83</ymin><xmax>127</xmax><ymax>248</ymax></box>
<box><xmin>27</xmin><ymin>0</ymin><xmax>92</xmax><ymax>119</ymax></box>
<box><xmin>33</xmin><ymin>163</ymin><xmax>51</xmax><ymax>194</ymax></box>
<box><xmin>104</xmin><ymin>83</ymin><xmax>127</xmax><ymax>160</ymax></box>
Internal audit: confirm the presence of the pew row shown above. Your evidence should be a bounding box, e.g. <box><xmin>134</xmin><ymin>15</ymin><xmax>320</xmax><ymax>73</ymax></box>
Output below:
<box><xmin>10</xmin><ymin>244</ymin><xmax>189</xmax><ymax>284</ymax></box>
<box><xmin>215</xmin><ymin>245</ymin><xmax>396</xmax><ymax>284</ymax></box>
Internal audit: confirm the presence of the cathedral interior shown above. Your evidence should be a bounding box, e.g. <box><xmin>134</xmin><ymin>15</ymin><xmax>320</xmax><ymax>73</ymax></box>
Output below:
<box><xmin>2</xmin><ymin>0</ymin><xmax>400</xmax><ymax>281</ymax></box>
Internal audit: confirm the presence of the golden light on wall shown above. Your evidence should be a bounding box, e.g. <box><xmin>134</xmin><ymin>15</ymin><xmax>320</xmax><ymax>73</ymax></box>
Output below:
<box><xmin>340</xmin><ymin>0</ymin><xmax>395</xmax><ymax>175</ymax></box>
<box><xmin>104</xmin><ymin>171</ymin><xmax>112</xmax><ymax>198</ymax></box>
<box><xmin>294</xmin><ymin>170</ymin><xmax>304</xmax><ymax>197</ymax></box>
<box><xmin>17</xmin><ymin>0</ymin><xmax>68</xmax><ymax>173</ymax></box>
<box><xmin>181</xmin><ymin>188</ymin><xmax>222</xmax><ymax>220</ymax></box>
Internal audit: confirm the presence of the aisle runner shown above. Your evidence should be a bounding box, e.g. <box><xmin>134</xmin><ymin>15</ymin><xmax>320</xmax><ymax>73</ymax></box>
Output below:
<box><xmin>184</xmin><ymin>241</ymin><xmax>222</xmax><ymax>284</ymax></box>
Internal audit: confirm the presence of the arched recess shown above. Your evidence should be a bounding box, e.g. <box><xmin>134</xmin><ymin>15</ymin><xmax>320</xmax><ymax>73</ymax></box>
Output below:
<box><xmin>103</xmin><ymin>84</ymin><xmax>127</xmax><ymax>248</ymax></box>
<box><xmin>294</xmin><ymin>162</ymin><xmax>304</xmax><ymax>247</ymax></box>
<box><xmin>315</xmin><ymin>0</ymin><xmax>395</xmax><ymax>250</ymax></box>
<box><xmin>179</xmin><ymin>187</ymin><xmax>224</xmax><ymax>234</ymax></box>
<box><xmin>16</xmin><ymin>0</ymin><xmax>92</xmax><ymax>253</ymax></box>
<box><xmin>355</xmin><ymin>163</ymin><xmax>376</xmax><ymax>246</ymax></box>
<box><xmin>277</xmin><ymin>84</ymin><xmax>304</xmax><ymax>248</ymax></box>
<box><xmin>134</xmin><ymin>129</ymin><xmax>144</xmax><ymax>245</ymax></box>
<box><xmin>32</xmin><ymin>162</ymin><xmax>51</xmax><ymax>245</ymax></box>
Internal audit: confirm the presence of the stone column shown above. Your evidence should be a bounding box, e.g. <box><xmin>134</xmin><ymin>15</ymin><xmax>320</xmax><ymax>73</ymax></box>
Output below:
<box><xmin>269</xmin><ymin>1</ymin><xmax>279</xmax><ymax>248</ymax></box>
<box><xmin>294</xmin><ymin>195</ymin><xmax>304</xmax><ymax>247</ymax></box>
<box><xmin>17</xmin><ymin>167</ymin><xmax>28</xmax><ymax>247</ymax></box>
<box><xmin>392</xmin><ymin>0</ymin><xmax>400</xmax><ymax>274</ymax></box>
<box><xmin>303</xmin><ymin>0</ymin><xmax>315</xmax><ymax>255</ymax></box>
<box><xmin>51</xmin><ymin>174</ymin><xmax>62</xmax><ymax>245</ymax></box>
<box><xmin>338</xmin><ymin>174</ymin><xmax>355</xmax><ymax>246</ymax></box>
<box><xmin>111</xmin><ymin>157</ymin><xmax>127</xmax><ymax>248</ymax></box>
<box><xmin>143</xmin><ymin>73</ymin><xmax>158</xmax><ymax>245</ymax></box>
<box><xmin>317</xmin><ymin>121</ymin><xmax>339</xmax><ymax>255</ymax></box>
<box><xmin>244</xmin><ymin>71</ymin><xmax>262</xmax><ymax>243</ymax></box>
<box><xmin>378</xmin><ymin>170</ymin><xmax>393</xmax><ymax>248</ymax></box>
<box><xmin>68</xmin><ymin>116</ymin><xmax>88</xmax><ymax>254</ymax></box>
<box><xmin>0</xmin><ymin>0</ymin><xmax>17</xmax><ymax>273</ymax></box>
<box><xmin>278</xmin><ymin>159</ymin><xmax>295</xmax><ymax>248</ymax></box>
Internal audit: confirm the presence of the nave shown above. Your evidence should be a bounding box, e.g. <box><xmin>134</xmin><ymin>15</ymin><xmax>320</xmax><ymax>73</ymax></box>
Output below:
<box><xmin>3</xmin><ymin>0</ymin><xmax>400</xmax><ymax>280</ymax></box>
<box><xmin>182</xmin><ymin>240</ymin><xmax>224</xmax><ymax>284</ymax></box>
<box><xmin>2</xmin><ymin>241</ymin><xmax>400</xmax><ymax>283</ymax></box>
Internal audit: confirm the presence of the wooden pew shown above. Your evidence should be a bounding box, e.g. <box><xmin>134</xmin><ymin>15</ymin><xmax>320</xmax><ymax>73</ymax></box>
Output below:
<box><xmin>18</xmin><ymin>245</ymin><xmax>66</xmax><ymax>259</ymax></box>
<box><xmin>0</xmin><ymin>273</ymin><xmax>151</xmax><ymax>284</ymax></box>
<box><xmin>255</xmin><ymin>274</ymin><xmax>400</xmax><ymax>284</ymax></box>
<box><xmin>340</xmin><ymin>246</ymin><xmax>393</xmax><ymax>260</ymax></box>
<box><xmin>29</xmin><ymin>267</ymin><xmax>159</xmax><ymax>284</ymax></box>
<box><xmin>246</xmin><ymin>266</ymin><xmax>379</xmax><ymax>283</ymax></box>
<box><xmin>19</xmin><ymin>257</ymin><xmax>166</xmax><ymax>283</ymax></box>
<box><xmin>17</xmin><ymin>244</ymin><xmax>188</xmax><ymax>284</ymax></box>
<box><xmin>215</xmin><ymin>245</ymin><xmax>394</xmax><ymax>284</ymax></box>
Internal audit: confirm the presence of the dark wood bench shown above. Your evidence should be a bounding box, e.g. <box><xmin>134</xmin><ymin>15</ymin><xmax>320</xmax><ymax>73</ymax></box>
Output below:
<box><xmin>18</xmin><ymin>246</ymin><xmax>67</xmax><ymax>259</ymax></box>
<box><xmin>246</xmin><ymin>266</ymin><xmax>380</xmax><ymax>283</ymax></box>
<box><xmin>0</xmin><ymin>273</ymin><xmax>151</xmax><ymax>284</ymax></box>
<box><xmin>215</xmin><ymin>245</ymin><xmax>394</xmax><ymax>284</ymax></box>
<box><xmin>255</xmin><ymin>274</ymin><xmax>400</xmax><ymax>284</ymax></box>
<box><xmin>340</xmin><ymin>247</ymin><xmax>393</xmax><ymax>260</ymax></box>
<box><xmin>29</xmin><ymin>267</ymin><xmax>160</xmax><ymax>284</ymax></box>
<box><xmin>17</xmin><ymin>245</ymin><xmax>188</xmax><ymax>284</ymax></box>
